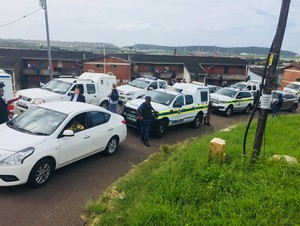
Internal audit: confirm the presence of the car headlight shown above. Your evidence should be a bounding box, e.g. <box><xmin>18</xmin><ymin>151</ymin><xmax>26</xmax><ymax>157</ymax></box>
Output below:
<box><xmin>127</xmin><ymin>91</ymin><xmax>136</xmax><ymax>95</ymax></box>
<box><xmin>33</xmin><ymin>98</ymin><xmax>45</xmax><ymax>104</ymax></box>
<box><xmin>0</xmin><ymin>147</ymin><xmax>34</xmax><ymax>166</ymax></box>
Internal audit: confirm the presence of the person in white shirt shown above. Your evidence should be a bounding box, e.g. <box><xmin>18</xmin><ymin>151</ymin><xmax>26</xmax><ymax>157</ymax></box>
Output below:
<box><xmin>107</xmin><ymin>84</ymin><xmax>119</xmax><ymax>113</ymax></box>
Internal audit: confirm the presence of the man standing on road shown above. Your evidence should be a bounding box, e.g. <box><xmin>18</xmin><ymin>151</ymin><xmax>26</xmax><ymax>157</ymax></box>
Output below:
<box><xmin>0</xmin><ymin>82</ymin><xmax>9</xmax><ymax>124</ymax></box>
<box><xmin>136</xmin><ymin>96</ymin><xmax>156</xmax><ymax>147</ymax></box>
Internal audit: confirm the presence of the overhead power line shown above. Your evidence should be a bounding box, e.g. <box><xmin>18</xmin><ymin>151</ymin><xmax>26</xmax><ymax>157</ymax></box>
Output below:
<box><xmin>0</xmin><ymin>7</ymin><xmax>42</xmax><ymax>28</ymax></box>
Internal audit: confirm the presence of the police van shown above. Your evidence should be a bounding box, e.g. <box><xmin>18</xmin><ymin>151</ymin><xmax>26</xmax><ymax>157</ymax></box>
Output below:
<box><xmin>210</xmin><ymin>87</ymin><xmax>254</xmax><ymax>116</ymax></box>
<box><xmin>121</xmin><ymin>83</ymin><xmax>209</xmax><ymax>138</ymax></box>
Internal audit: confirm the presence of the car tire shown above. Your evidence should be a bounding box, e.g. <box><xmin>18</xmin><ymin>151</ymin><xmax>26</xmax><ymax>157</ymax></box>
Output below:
<box><xmin>224</xmin><ymin>105</ymin><xmax>233</xmax><ymax>117</ymax></box>
<box><xmin>290</xmin><ymin>104</ymin><xmax>297</xmax><ymax>112</ymax></box>
<box><xmin>191</xmin><ymin>112</ymin><xmax>203</xmax><ymax>128</ymax></box>
<box><xmin>154</xmin><ymin>120</ymin><xmax>167</xmax><ymax>138</ymax></box>
<box><xmin>28</xmin><ymin>158</ymin><xmax>54</xmax><ymax>188</ymax></box>
<box><xmin>244</xmin><ymin>104</ymin><xmax>251</xmax><ymax>114</ymax></box>
<box><xmin>99</xmin><ymin>101</ymin><xmax>109</xmax><ymax>110</ymax></box>
<box><xmin>104</xmin><ymin>136</ymin><xmax>119</xmax><ymax>156</ymax></box>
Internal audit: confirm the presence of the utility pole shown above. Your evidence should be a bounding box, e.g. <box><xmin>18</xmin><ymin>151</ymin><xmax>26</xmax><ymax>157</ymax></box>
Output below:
<box><xmin>39</xmin><ymin>0</ymin><xmax>53</xmax><ymax>80</ymax></box>
<box><xmin>251</xmin><ymin>0</ymin><xmax>291</xmax><ymax>164</ymax></box>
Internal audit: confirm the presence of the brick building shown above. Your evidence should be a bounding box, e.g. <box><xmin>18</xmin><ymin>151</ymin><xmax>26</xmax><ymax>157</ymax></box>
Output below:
<box><xmin>280</xmin><ymin>64</ymin><xmax>300</xmax><ymax>89</ymax></box>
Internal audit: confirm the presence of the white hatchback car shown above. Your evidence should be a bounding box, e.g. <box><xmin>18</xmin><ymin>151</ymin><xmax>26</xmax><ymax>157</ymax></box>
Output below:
<box><xmin>0</xmin><ymin>101</ymin><xmax>127</xmax><ymax>187</ymax></box>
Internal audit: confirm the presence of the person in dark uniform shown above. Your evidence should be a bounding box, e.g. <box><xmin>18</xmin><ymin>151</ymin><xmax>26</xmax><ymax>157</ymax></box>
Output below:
<box><xmin>0</xmin><ymin>82</ymin><xmax>9</xmax><ymax>124</ymax></box>
<box><xmin>136</xmin><ymin>96</ymin><xmax>156</xmax><ymax>147</ymax></box>
<box><xmin>70</xmin><ymin>86</ymin><xmax>86</xmax><ymax>103</ymax></box>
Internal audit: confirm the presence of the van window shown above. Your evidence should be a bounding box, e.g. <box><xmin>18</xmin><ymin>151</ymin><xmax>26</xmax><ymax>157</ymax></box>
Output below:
<box><xmin>149</xmin><ymin>82</ymin><xmax>158</xmax><ymax>90</ymax></box>
<box><xmin>200</xmin><ymin>91</ymin><xmax>208</xmax><ymax>102</ymax></box>
<box><xmin>86</xmin><ymin>84</ymin><xmax>96</xmax><ymax>94</ymax></box>
<box><xmin>185</xmin><ymin>95</ymin><xmax>193</xmax><ymax>105</ymax></box>
<box><xmin>174</xmin><ymin>96</ymin><xmax>184</xmax><ymax>107</ymax></box>
<box><xmin>159</xmin><ymin>81</ymin><xmax>166</xmax><ymax>89</ymax></box>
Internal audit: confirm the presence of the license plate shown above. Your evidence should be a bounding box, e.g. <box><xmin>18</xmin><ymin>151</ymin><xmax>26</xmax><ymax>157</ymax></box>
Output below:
<box><xmin>127</xmin><ymin>116</ymin><xmax>137</xmax><ymax>122</ymax></box>
<box><xmin>17</xmin><ymin>101</ymin><xmax>27</xmax><ymax>108</ymax></box>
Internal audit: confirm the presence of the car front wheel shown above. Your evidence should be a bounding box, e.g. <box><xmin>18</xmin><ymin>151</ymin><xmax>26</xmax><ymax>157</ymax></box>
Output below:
<box><xmin>99</xmin><ymin>101</ymin><xmax>108</xmax><ymax>110</ymax></box>
<box><xmin>154</xmin><ymin>120</ymin><xmax>167</xmax><ymax>138</ymax></box>
<box><xmin>104</xmin><ymin>136</ymin><xmax>119</xmax><ymax>156</ymax></box>
<box><xmin>244</xmin><ymin>104</ymin><xmax>252</xmax><ymax>114</ymax></box>
<box><xmin>191</xmin><ymin>112</ymin><xmax>203</xmax><ymax>128</ymax></box>
<box><xmin>28</xmin><ymin>158</ymin><xmax>53</xmax><ymax>188</ymax></box>
<box><xmin>224</xmin><ymin>105</ymin><xmax>233</xmax><ymax>117</ymax></box>
<box><xmin>290</xmin><ymin>104</ymin><xmax>298</xmax><ymax>112</ymax></box>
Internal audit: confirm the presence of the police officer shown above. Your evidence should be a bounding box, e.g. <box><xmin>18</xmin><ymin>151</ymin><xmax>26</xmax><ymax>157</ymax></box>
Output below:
<box><xmin>136</xmin><ymin>96</ymin><xmax>156</xmax><ymax>147</ymax></box>
<box><xmin>0</xmin><ymin>82</ymin><xmax>9</xmax><ymax>124</ymax></box>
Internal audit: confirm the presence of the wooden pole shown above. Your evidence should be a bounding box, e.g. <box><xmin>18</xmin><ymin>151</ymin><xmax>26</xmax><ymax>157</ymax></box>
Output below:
<box><xmin>251</xmin><ymin>0</ymin><xmax>291</xmax><ymax>164</ymax></box>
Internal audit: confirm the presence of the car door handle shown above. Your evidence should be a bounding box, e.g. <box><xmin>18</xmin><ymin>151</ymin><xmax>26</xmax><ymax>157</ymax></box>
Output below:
<box><xmin>84</xmin><ymin>135</ymin><xmax>90</xmax><ymax>139</ymax></box>
<box><xmin>108</xmin><ymin>128</ymin><xmax>113</xmax><ymax>131</ymax></box>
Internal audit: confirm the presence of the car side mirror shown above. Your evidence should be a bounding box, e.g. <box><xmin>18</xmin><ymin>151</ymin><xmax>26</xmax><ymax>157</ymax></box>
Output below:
<box><xmin>148</xmin><ymin>87</ymin><xmax>154</xmax><ymax>90</ymax></box>
<box><xmin>68</xmin><ymin>91</ymin><xmax>74</xmax><ymax>96</ymax></box>
<box><xmin>63</xmin><ymin>130</ymin><xmax>74</xmax><ymax>137</ymax></box>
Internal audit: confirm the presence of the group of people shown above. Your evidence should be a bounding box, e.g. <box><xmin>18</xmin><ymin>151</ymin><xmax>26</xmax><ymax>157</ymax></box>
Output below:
<box><xmin>70</xmin><ymin>84</ymin><xmax>119</xmax><ymax>114</ymax></box>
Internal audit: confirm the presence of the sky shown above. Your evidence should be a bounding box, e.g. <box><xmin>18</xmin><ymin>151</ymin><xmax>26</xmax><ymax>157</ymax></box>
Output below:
<box><xmin>0</xmin><ymin>0</ymin><xmax>299</xmax><ymax>54</ymax></box>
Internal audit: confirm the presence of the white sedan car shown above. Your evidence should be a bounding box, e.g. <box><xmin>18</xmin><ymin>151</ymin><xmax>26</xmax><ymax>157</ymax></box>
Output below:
<box><xmin>0</xmin><ymin>101</ymin><xmax>127</xmax><ymax>187</ymax></box>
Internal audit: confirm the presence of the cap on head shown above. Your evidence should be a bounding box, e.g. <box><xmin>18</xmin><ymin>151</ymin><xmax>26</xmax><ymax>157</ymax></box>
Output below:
<box><xmin>0</xmin><ymin>81</ymin><xmax>5</xmax><ymax>88</ymax></box>
<box><xmin>145</xmin><ymin>96</ymin><xmax>151</xmax><ymax>100</ymax></box>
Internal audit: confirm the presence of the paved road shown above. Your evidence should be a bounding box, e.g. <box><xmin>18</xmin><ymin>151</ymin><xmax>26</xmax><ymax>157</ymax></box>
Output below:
<box><xmin>0</xmin><ymin>108</ymin><xmax>298</xmax><ymax>226</ymax></box>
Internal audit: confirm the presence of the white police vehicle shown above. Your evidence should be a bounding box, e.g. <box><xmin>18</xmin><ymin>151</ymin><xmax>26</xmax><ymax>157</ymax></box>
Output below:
<box><xmin>121</xmin><ymin>83</ymin><xmax>209</xmax><ymax>138</ymax></box>
<box><xmin>117</xmin><ymin>77</ymin><xmax>167</xmax><ymax>103</ymax></box>
<box><xmin>283</xmin><ymin>81</ymin><xmax>300</xmax><ymax>101</ymax></box>
<box><xmin>210</xmin><ymin>87</ymin><xmax>254</xmax><ymax>116</ymax></box>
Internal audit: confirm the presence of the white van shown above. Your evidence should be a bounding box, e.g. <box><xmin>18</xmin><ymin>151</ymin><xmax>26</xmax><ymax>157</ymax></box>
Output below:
<box><xmin>0</xmin><ymin>69</ymin><xmax>14</xmax><ymax>101</ymax></box>
<box><xmin>17</xmin><ymin>72</ymin><xmax>117</xmax><ymax>111</ymax></box>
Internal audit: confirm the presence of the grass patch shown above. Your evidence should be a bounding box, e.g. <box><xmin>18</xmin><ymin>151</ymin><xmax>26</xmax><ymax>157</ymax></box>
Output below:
<box><xmin>85</xmin><ymin>114</ymin><xmax>300</xmax><ymax>226</ymax></box>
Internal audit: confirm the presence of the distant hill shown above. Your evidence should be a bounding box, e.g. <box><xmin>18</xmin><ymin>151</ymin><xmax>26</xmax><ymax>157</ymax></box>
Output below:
<box><xmin>122</xmin><ymin>44</ymin><xmax>298</xmax><ymax>57</ymax></box>
<box><xmin>0</xmin><ymin>39</ymin><xmax>297</xmax><ymax>57</ymax></box>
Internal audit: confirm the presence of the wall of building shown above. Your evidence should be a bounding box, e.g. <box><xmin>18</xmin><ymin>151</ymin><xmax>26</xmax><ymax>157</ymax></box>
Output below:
<box><xmin>280</xmin><ymin>67</ymin><xmax>300</xmax><ymax>89</ymax></box>
<box><xmin>83</xmin><ymin>56</ymin><xmax>131</xmax><ymax>84</ymax></box>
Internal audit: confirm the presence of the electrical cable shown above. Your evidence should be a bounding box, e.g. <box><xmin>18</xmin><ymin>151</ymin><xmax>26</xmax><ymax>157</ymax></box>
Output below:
<box><xmin>242</xmin><ymin>53</ymin><xmax>271</xmax><ymax>156</ymax></box>
<box><xmin>0</xmin><ymin>8</ymin><xmax>42</xmax><ymax>28</ymax></box>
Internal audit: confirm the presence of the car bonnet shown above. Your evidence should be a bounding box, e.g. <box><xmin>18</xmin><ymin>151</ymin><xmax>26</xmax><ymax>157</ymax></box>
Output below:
<box><xmin>0</xmin><ymin>124</ymin><xmax>47</xmax><ymax>153</ymax></box>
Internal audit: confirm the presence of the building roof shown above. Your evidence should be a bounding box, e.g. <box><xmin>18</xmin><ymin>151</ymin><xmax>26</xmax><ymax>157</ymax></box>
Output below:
<box><xmin>0</xmin><ymin>48</ymin><xmax>102</xmax><ymax>70</ymax></box>
<box><xmin>110</xmin><ymin>54</ymin><xmax>248</xmax><ymax>75</ymax></box>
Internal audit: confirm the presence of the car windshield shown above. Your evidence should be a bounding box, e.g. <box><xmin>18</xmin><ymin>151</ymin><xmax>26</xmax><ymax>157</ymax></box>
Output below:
<box><xmin>129</xmin><ymin>79</ymin><xmax>150</xmax><ymax>89</ymax></box>
<box><xmin>7</xmin><ymin>107</ymin><xmax>67</xmax><ymax>136</ymax></box>
<box><xmin>215</xmin><ymin>88</ymin><xmax>238</xmax><ymax>98</ymax></box>
<box><xmin>41</xmin><ymin>79</ymin><xmax>72</xmax><ymax>94</ymax></box>
<box><xmin>232</xmin><ymin>83</ymin><xmax>247</xmax><ymax>89</ymax></box>
<box><xmin>148</xmin><ymin>90</ymin><xmax>176</xmax><ymax>106</ymax></box>
<box><xmin>286</xmin><ymin>83</ymin><xmax>300</xmax><ymax>90</ymax></box>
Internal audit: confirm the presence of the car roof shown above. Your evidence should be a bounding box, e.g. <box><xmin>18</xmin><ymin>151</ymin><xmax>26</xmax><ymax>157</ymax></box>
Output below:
<box><xmin>273</xmin><ymin>90</ymin><xmax>296</xmax><ymax>96</ymax></box>
<box><xmin>136</xmin><ymin>77</ymin><xmax>166</xmax><ymax>82</ymax></box>
<box><xmin>38</xmin><ymin>101</ymin><xmax>102</xmax><ymax>114</ymax></box>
